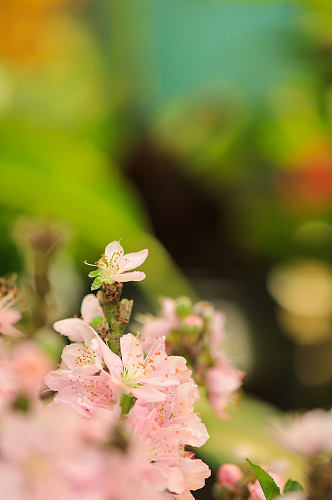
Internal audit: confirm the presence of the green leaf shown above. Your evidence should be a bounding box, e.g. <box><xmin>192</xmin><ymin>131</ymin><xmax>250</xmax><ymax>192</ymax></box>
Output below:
<box><xmin>284</xmin><ymin>479</ymin><xmax>304</xmax><ymax>493</ymax></box>
<box><xmin>88</xmin><ymin>270</ymin><xmax>100</xmax><ymax>277</ymax></box>
<box><xmin>246</xmin><ymin>459</ymin><xmax>280</xmax><ymax>500</ymax></box>
<box><xmin>91</xmin><ymin>277</ymin><xmax>103</xmax><ymax>290</ymax></box>
<box><xmin>90</xmin><ymin>315</ymin><xmax>103</xmax><ymax>328</ymax></box>
<box><xmin>120</xmin><ymin>394</ymin><xmax>135</xmax><ymax>415</ymax></box>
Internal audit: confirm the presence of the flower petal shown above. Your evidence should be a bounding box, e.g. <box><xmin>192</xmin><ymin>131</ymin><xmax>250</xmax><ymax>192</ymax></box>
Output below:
<box><xmin>132</xmin><ymin>385</ymin><xmax>166</xmax><ymax>402</ymax></box>
<box><xmin>112</xmin><ymin>271</ymin><xmax>146</xmax><ymax>283</ymax></box>
<box><xmin>53</xmin><ymin>318</ymin><xmax>87</xmax><ymax>342</ymax></box>
<box><xmin>94</xmin><ymin>332</ymin><xmax>123</xmax><ymax>379</ymax></box>
<box><xmin>120</xmin><ymin>333</ymin><xmax>144</xmax><ymax>372</ymax></box>
<box><xmin>80</xmin><ymin>294</ymin><xmax>104</xmax><ymax>325</ymax></box>
<box><xmin>118</xmin><ymin>249</ymin><xmax>148</xmax><ymax>273</ymax></box>
<box><xmin>104</xmin><ymin>241</ymin><xmax>124</xmax><ymax>260</ymax></box>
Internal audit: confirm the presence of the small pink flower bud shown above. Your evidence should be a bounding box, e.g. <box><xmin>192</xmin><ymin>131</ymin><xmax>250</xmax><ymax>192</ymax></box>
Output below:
<box><xmin>217</xmin><ymin>464</ymin><xmax>243</xmax><ymax>489</ymax></box>
<box><xmin>183</xmin><ymin>314</ymin><xmax>203</xmax><ymax>329</ymax></box>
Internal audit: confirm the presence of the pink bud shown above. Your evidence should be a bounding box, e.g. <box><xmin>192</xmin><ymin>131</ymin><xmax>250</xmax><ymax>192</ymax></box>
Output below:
<box><xmin>217</xmin><ymin>464</ymin><xmax>243</xmax><ymax>489</ymax></box>
<box><xmin>183</xmin><ymin>315</ymin><xmax>203</xmax><ymax>329</ymax></box>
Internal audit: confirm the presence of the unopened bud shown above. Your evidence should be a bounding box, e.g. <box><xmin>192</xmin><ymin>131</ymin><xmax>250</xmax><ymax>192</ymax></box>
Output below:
<box><xmin>217</xmin><ymin>463</ymin><xmax>243</xmax><ymax>489</ymax></box>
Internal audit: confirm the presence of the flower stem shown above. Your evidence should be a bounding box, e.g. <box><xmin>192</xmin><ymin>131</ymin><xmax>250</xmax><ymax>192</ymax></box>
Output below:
<box><xmin>97</xmin><ymin>283</ymin><xmax>133</xmax><ymax>355</ymax></box>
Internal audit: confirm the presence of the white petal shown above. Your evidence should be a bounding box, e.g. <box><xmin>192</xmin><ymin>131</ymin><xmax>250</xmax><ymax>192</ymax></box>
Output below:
<box><xmin>117</xmin><ymin>249</ymin><xmax>148</xmax><ymax>273</ymax></box>
<box><xmin>104</xmin><ymin>241</ymin><xmax>124</xmax><ymax>260</ymax></box>
<box><xmin>81</xmin><ymin>294</ymin><xmax>104</xmax><ymax>324</ymax></box>
<box><xmin>53</xmin><ymin>318</ymin><xmax>86</xmax><ymax>342</ymax></box>
<box><xmin>112</xmin><ymin>271</ymin><xmax>146</xmax><ymax>283</ymax></box>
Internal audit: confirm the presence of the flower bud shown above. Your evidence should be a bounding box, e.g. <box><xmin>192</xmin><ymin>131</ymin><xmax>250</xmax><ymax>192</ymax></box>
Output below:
<box><xmin>182</xmin><ymin>314</ymin><xmax>203</xmax><ymax>333</ymax></box>
<box><xmin>217</xmin><ymin>463</ymin><xmax>243</xmax><ymax>489</ymax></box>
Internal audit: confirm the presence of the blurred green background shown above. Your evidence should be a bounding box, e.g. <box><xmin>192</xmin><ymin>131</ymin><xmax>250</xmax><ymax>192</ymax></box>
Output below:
<box><xmin>2</xmin><ymin>0</ymin><xmax>332</xmax><ymax>494</ymax></box>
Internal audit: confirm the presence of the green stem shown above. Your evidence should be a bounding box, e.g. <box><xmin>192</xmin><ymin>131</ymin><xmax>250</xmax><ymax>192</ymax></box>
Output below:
<box><xmin>98</xmin><ymin>284</ymin><xmax>133</xmax><ymax>355</ymax></box>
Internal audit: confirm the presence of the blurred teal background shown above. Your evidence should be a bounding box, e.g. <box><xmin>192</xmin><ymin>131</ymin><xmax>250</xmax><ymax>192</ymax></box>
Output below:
<box><xmin>2</xmin><ymin>1</ymin><xmax>332</xmax><ymax>485</ymax></box>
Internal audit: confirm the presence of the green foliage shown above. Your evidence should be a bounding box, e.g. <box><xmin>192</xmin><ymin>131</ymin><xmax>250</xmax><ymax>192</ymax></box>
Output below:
<box><xmin>120</xmin><ymin>394</ymin><xmax>135</xmax><ymax>416</ymax></box>
<box><xmin>284</xmin><ymin>479</ymin><xmax>304</xmax><ymax>493</ymax></box>
<box><xmin>91</xmin><ymin>277</ymin><xmax>103</xmax><ymax>291</ymax></box>
<box><xmin>246</xmin><ymin>459</ymin><xmax>280</xmax><ymax>500</ymax></box>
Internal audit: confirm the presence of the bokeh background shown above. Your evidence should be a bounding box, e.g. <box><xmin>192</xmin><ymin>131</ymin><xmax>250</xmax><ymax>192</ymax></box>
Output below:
<box><xmin>2</xmin><ymin>0</ymin><xmax>332</xmax><ymax>495</ymax></box>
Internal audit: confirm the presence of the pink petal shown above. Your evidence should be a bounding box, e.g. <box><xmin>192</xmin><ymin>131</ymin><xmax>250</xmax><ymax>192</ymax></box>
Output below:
<box><xmin>94</xmin><ymin>332</ymin><xmax>123</xmax><ymax>379</ymax></box>
<box><xmin>118</xmin><ymin>249</ymin><xmax>148</xmax><ymax>273</ymax></box>
<box><xmin>145</xmin><ymin>336</ymin><xmax>167</xmax><ymax>370</ymax></box>
<box><xmin>81</xmin><ymin>294</ymin><xmax>104</xmax><ymax>324</ymax></box>
<box><xmin>0</xmin><ymin>309</ymin><xmax>23</xmax><ymax>337</ymax></box>
<box><xmin>120</xmin><ymin>334</ymin><xmax>144</xmax><ymax>372</ymax></box>
<box><xmin>104</xmin><ymin>241</ymin><xmax>124</xmax><ymax>260</ymax></box>
<box><xmin>132</xmin><ymin>385</ymin><xmax>166</xmax><ymax>402</ymax></box>
<box><xmin>53</xmin><ymin>318</ymin><xmax>86</xmax><ymax>342</ymax></box>
<box><xmin>178</xmin><ymin>457</ymin><xmax>211</xmax><ymax>491</ymax></box>
<box><xmin>112</xmin><ymin>271</ymin><xmax>146</xmax><ymax>283</ymax></box>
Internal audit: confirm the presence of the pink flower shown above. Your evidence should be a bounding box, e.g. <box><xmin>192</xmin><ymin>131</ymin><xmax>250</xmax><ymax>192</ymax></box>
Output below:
<box><xmin>139</xmin><ymin>298</ymin><xmax>178</xmax><ymax>350</ymax></box>
<box><xmin>271</xmin><ymin>409</ymin><xmax>332</xmax><ymax>456</ymax></box>
<box><xmin>11</xmin><ymin>342</ymin><xmax>52</xmax><ymax>399</ymax></box>
<box><xmin>97</xmin><ymin>332</ymin><xmax>179</xmax><ymax>402</ymax></box>
<box><xmin>139</xmin><ymin>381</ymin><xmax>209</xmax><ymax>448</ymax></box>
<box><xmin>87</xmin><ymin>240</ymin><xmax>148</xmax><ymax>290</ymax></box>
<box><xmin>128</xmin><ymin>405</ymin><xmax>210</xmax><ymax>495</ymax></box>
<box><xmin>48</xmin><ymin>370</ymin><xmax>121</xmax><ymax>417</ymax></box>
<box><xmin>46</xmin><ymin>324</ymin><xmax>122</xmax><ymax>415</ymax></box>
<box><xmin>206</xmin><ymin>356</ymin><xmax>244</xmax><ymax>419</ymax></box>
<box><xmin>217</xmin><ymin>463</ymin><xmax>243</xmax><ymax>488</ymax></box>
<box><xmin>248</xmin><ymin>472</ymin><xmax>285</xmax><ymax>500</ymax></box>
<box><xmin>0</xmin><ymin>404</ymin><xmax>166</xmax><ymax>500</ymax></box>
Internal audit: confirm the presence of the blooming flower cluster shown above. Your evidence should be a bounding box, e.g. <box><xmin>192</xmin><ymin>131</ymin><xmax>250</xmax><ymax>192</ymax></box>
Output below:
<box><xmin>0</xmin><ymin>242</ymin><xmax>213</xmax><ymax>499</ymax></box>
<box><xmin>45</xmin><ymin>295</ymin><xmax>210</xmax><ymax>497</ymax></box>
<box><xmin>139</xmin><ymin>297</ymin><xmax>244</xmax><ymax>418</ymax></box>
<box><xmin>0</xmin><ymin>238</ymin><xmax>326</xmax><ymax>500</ymax></box>
<box><xmin>39</xmin><ymin>241</ymin><xmax>211</xmax><ymax>498</ymax></box>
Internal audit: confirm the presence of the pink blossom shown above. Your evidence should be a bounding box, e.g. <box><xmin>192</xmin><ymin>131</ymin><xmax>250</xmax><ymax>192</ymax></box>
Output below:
<box><xmin>87</xmin><ymin>240</ymin><xmax>148</xmax><ymax>289</ymax></box>
<box><xmin>46</xmin><ymin>325</ymin><xmax>122</xmax><ymax>416</ymax></box>
<box><xmin>0</xmin><ymin>404</ymin><xmax>165</xmax><ymax>500</ymax></box>
<box><xmin>271</xmin><ymin>409</ymin><xmax>332</xmax><ymax>456</ymax></box>
<box><xmin>97</xmin><ymin>332</ymin><xmax>179</xmax><ymax>402</ymax></box>
<box><xmin>206</xmin><ymin>356</ymin><xmax>244</xmax><ymax>419</ymax></box>
<box><xmin>139</xmin><ymin>381</ymin><xmax>209</xmax><ymax>448</ymax></box>
<box><xmin>217</xmin><ymin>463</ymin><xmax>243</xmax><ymax>488</ymax></box>
<box><xmin>128</xmin><ymin>404</ymin><xmax>210</xmax><ymax>495</ymax></box>
<box><xmin>48</xmin><ymin>370</ymin><xmax>121</xmax><ymax>417</ymax></box>
<box><xmin>11</xmin><ymin>341</ymin><xmax>52</xmax><ymax>399</ymax></box>
<box><xmin>140</xmin><ymin>298</ymin><xmax>179</xmax><ymax>349</ymax></box>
